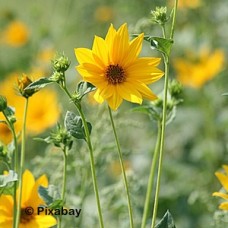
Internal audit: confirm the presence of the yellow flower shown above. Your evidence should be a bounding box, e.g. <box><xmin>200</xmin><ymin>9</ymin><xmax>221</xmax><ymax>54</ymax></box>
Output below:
<box><xmin>75</xmin><ymin>23</ymin><xmax>164</xmax><ymax>110</ymax></box>
<box><xmin>213</xmin><ymin>165</ymin><xmax>228</xmax><ymax>210</ymax></box>
<box><xmin>0</xmin><ymin>73</ymin><xmax>60</xmax><ymax>143</ymax></box>
<box><xmin>94</xmin><ymin>6</ymin><xmax>114</xmax><ymax>22</ymax></box>
<box><xmin>1</xmin><ymin>21</ymin><xmax>29</xmax><ymax>47</ymax></box>
<box><xmin>0</xmin><ymin>170</ymin><xmax>57</xmax><ymax>227</ymax></box>
<box><xmin>178</xmin><ymin>0</ymin><xmax>201</xmax><ymax>9</ymax></box>
<box><xmin>173</xmin><ymin>49</ymin><xmax>224</xmax><ymax>88</ymax></box>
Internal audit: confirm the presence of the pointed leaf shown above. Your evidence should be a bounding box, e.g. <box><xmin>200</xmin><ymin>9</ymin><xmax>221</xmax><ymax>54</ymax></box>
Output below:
<box><xmin>25</xmin><ymin>77</ymin><xmax>54</xmax><ymax>90</ymax></box>
<box><xmin>144</xmin><ymin>36</ymin><xmax>173</xmax><ymax>56</ymax></box>
<box><xmin>0</xmin><ymin>170</ymin><xmax>18</xmax><ymax>187</ymax></box>
<box><xmin>38</xmin><ymin>185</ymin><xmax>63</xmax><ymax>209</ymax></box>
<box><xmin>64</xmin><ymin>111</ymin><xmax>92</xmax><ymax>140</ymax></box>
<box><xmin>76</xmin><ymin>81</ymin><xmax>96</xmax><ymax>99</ymax></box>
<box><xmin>155</xmin><ymin>210</ymin><xmax>176</xmax><ymax>228</ymax></box>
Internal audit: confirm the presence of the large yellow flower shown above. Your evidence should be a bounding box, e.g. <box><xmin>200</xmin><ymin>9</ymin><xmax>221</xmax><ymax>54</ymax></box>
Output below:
<box><xmin>0</xmin><ymin>73</ymin><xmax>60</xmax><ymax>144</ymax></box>
<box><xmin>173</xmin><ymin>49</ymin><xmax>224</xmax><ymax>88</ymax></box>
<box><xmin>0</xmin><ymin>170</ymin><xmax>57</xmax><ymax>227</ymax></box>
<box><xmin>75</xmin><ymin>23</ymin><xmax>164</xmax><ymax>110</ymax></box>
<box><xmin>213</xmin><ymin>165</ymin><xmax>228</xmax><ymax>210</ymax></box>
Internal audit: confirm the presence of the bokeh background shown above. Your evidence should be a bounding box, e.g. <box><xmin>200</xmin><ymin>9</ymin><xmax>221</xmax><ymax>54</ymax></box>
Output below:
<box><xmin>0</xmin><ymin>0</ymin><xmax>228</xmax><ymax>227</ymax></box>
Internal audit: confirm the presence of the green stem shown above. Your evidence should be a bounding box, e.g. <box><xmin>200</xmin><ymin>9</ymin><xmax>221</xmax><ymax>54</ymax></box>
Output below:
<box><xmin>2</xmin><ymin>112</ymin><xmax>18</xmax><ymax>228</ymax></box>
<box><xmin>58</xmin><ymin>147</ymin><xmax>68</xmax><ymax>228</ymax></box>
<box><xmin>151</xmin><ymin>58</ymin><xmax>169</xmax><ymax>228</ymax></box>
<box><xmin>60</xmin><ymin>84</ymin><xmax>104</xmax><ymax>228</ymax></box>
<box><xmin>141</xmin><ymin>121</ymin><xmax>162</xmax><ymax>228</ymax></box>
<box><xmin>161</xmin><ymin>25</ymin><xmax>166</xmax><ymax>39</ymax></box>
<box><xmin>15</xmin><ymin>98</ymin><xmax>29</xmax><ymax>228</ymax></box>
<box><xmin>108</xmin><ymin>106</ymin><xmax>134</xmax><ymax>228</ymax></box>
<box><xmin>170</xmin><ymin>0</ymin><xmax>178</xmax><ymax>40</ymax></box>
<box><xmin>150</xmin><ymin>1</ymin><xmax>178</xmax><ymax>226</ymax></box>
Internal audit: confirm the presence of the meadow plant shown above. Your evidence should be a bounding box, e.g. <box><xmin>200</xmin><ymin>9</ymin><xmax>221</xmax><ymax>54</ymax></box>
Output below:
<box><xmin>0</xmin><ymin>0</ymin><xmax>227</xmax><ymax>227</ymax></box>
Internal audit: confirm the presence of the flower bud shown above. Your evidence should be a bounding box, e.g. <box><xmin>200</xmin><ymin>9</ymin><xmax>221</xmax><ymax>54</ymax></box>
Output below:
<box><xmin>53</xmin><ymin>54</ymin><xmax>70</xmax><ymax>72</ymax></box>
<box><xmin>50</xmin><ymin>71</ymin><xmax>64</xmax><ymax>83</ymax></box>
<box><xmin>168</xmin><ymin>80</ymin><xmax>183</xmax><ymax>99</ymax></box>
<box><xmin>151</xmin><ymin>7</ymin><xmax>168</xmax><ymax>25</ymax></box>
<box><xmin>17</xmin><ymin>74</ymin><xmax>37</xmax><ymax>98</ymax></box>
<box><xmin>0</xmin><ymin>96</ymin><xmax>7</xmax><ymax>112</ymax></box>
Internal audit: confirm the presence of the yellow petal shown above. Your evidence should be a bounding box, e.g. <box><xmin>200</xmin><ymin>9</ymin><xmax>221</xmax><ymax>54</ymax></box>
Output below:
<box><xmin>105</xmin><ymin>24</ymin><xmax>117</xmax><ymax>55</ymax></box>
<box><xmin>107</xmin><ymin>88</ymin><xmax>123</xmax><ymax>110</ymax></box>
<box><xmin>117</xmin><ymin>83</ymin><xmax>142</xmax><ymax>104</ymax></box>
<box><xmin>18</xmin><ymin>170</ymin><xmax>35</xmax><ymax>207</ymax></box>
<box><xmin>112</xmin><ymin>23</ymin><xmax>129</xmax><ymax>64</ymax></box>
<box><xmin>129</xmin><ymin>81</ymin><xmax>157</xmax><ymax>100</ymax></box>
<box><xmin>0</xmin><ymin>195</ymin><xmax>13</xmax><ymax>216</ymax></box>
<box><xmin>222</xmin><ymin>165</ymin><xmax>228</xmax><ymax>176</ymax></box>
<box><xmin>122</xmin><ymin>33</ymin><xmax>144</xmax><ymax>68</ymax></box>
<box><xmin>29</xmin><ymin>215</ymin><xmax>57</xmax><ymax>227</ymax></box>
<box><xmin>94</xmin><ymin>89</ymin><xmax>104</xmax><ymax>103</ymax></box>
<box><xmin>92</xmin><ymin>36</ymin><xmax>109</xmax><ymax>66</ymax></box>
<box><xmin>213</xmin><ymin>192</ymin><xmax>228</xmax><ymax>200</ymax></box>
<box><xmin>219</xmin><ymin>202</ymin><xmax>228</xmax><ymax>210</ymax></box>
<box><xmin>215</xmin><ymin>172</ymin><xmax>228</xmax><ymax>192</ymax></box>
<box><xmin>75</xmin><ymin>48</ymin><xmax>94</xmax><ymax>65</ymax></box>
<box><xmin>29</xmin><ymin>174</ymin><xmax>48</xmax><ymax>209</ymax></box>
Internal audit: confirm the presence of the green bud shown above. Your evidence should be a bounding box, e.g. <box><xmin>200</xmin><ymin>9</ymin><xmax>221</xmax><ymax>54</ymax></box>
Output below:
<box><xmin>0</xmin><ymin>96</ymin><xmax>7</xmax><ymax>112</ymax></box>
<box><xmin>50</xmin><ymin>71</ymin><xmax>65</xmax><ymax>83</ymax></box>
<box><xmin>168</xmin><ymin>80</ymin><xmax>183</xmax><ymax>99</ymax></box>
<box><xmin>151</xmin><ymin>7</ymin><xmax>168</xmax><ymax>25</ymax></box>
<box><xmin>53</xmin><ymin>53</ymin><xmax>70</xmax><ymax>72</ymax></box>
<box><xmin>50</xmin><ymin>124</ymin><xmax>73</xmax><ymax>150</ymax></box>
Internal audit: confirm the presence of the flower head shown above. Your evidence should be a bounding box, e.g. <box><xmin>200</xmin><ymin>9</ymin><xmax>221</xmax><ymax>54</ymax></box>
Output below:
<box><xmin>17</xmin><ymin>74</ymin><xmax>37</xmax><ymax>98</ymax></box>
<box><xmin>173</xmin><ymin>49</ymin><xmax>224</xmax><ymax>88</ymax></box>
<box><xmin>0</xmin><ymin>170</ymin><xmax>57</xmax><ymax>227</ymax></box>
<box><xmin>213</xmin><ymin>165</ymin><xmax>228</xmax><ymax>210</ymax></box>
<box><xmin>75</xmin><ymin>23</ymin><xmax>164</xmax><ymax>110</ymax></box>
<box><xmin>1</xmin><ymin>20</ymin><xmax>29</xmax><ymax>47</ymax></box>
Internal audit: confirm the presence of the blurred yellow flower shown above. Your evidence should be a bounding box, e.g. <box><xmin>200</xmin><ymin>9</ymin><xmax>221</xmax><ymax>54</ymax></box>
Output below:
<box><xmin>0</xmin><ymin>170</ymin><xmax>57</xmax><ymax>227</ymax></box>
<box><xmin>0</xmin><ymin>73</ymin><xmax>60</xmax><ymax>144</ymax></box>
<box><xmin>178</xmin><ymin>0</ymin><xmax>201</xmax><ymax>9</ymax></box>
<box><xmin>94</xmin><ymin>6</ymin><xmax>114</xmax><ymax>22</ymax></box>
<box><xmin>36</xmin><ymin>48</ymin><xmax>56</xmax><ymax>66</ymax></box>
<box><xmin>213</xmin><ymin>165</ymin><xmax>228</xmax><ymax>210</ymax></box>
<box><xmin>75</xmin><ymin>23</ymin><xmax>164</xmax><ymax>110</ymax></box>
<box><xmin>1</xmin><ymin>21</ymin><xmax>29</xmax><ymax>47</ymax></box>
<box><xmin>173</xmin><ymin>49</ymin><xmax>224</xmax><ymax>88</ymax></box>
<box><xmin>109</xmin><ymin>160</ymin><xmax>132</xmax><ymax>177</ymax></box>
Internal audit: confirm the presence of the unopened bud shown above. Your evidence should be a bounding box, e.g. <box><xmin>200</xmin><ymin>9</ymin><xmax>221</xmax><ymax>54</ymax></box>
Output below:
<box><xmin>53</xmin><ymin>54</ymin><xmax>70</xmax><ymax>72</ymax></box>
<box><xmin>0</xmin><ymin>96</ymin><xmax>7</xmax><ymax>112</ymax></box>
<box><xmin>17</xmin><ymin>74</ymin><xmax>37</xmax><ymax>98</ymax></box>
<box><xmin>151</xmin><ymin>7</ymin><xmax>168</xmax><ymax>25</ymax></box>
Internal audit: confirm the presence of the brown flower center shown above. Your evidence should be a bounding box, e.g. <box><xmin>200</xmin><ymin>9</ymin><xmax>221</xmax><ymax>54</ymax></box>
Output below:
<box><xmin>20</xmin><ymin>208</ymin><xmax>34</xmax><ymax>224</ymax></box>
<box><xmin>105</xmin><ymin>64</ymin><xmax>126</xmax><ymax>85</ymax></box>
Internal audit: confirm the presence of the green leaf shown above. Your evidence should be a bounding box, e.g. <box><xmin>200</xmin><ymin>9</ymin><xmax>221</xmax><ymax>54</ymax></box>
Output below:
<box><xmin>155</xmin><ymin>210</ymin><xmax>176</xmax><ymax>228</ymax></box>
<box><xmin>38</xmin><ymin>185</ymin><xmax>63</xmax><ymax>209</ymax></box>
<box><xmin>222</xmin><ymin>93</ymin><xmax>228</xmax><ymax>96</ymax></box>
<box><xmin>76</xmin><ymin>81</ymin><xmax>96</xmax><ymax>99</ymax></box>
<box><xmin>25</xmin><ymin>77</ymin><xmax>54</xmax><ymax>90</ymax></box>
<box><xmin>144</xmin><ymin>36</ymin><xmax>173</xmax><ymax>56</ymax></box>
<box><xmin>131</xmin><ymin>105</ymin><xmax>161</xmax><ymax>121</ymax></box>
<box><xmin>0</xmin><ymin>170</ymin><xmax>18</xmax><ymax>187</ymax></box>
<box><xmin>64</xmin><ymin>111</ymin><xmax>92</xmax><ymax>140</ymax></box>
